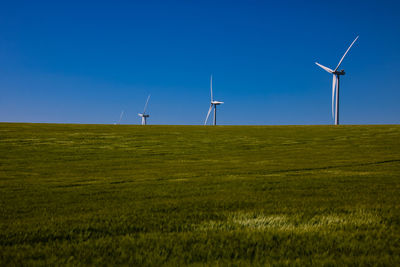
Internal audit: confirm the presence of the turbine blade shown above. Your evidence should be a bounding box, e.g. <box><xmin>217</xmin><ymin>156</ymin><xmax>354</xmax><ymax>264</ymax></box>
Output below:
<box><xmin>143</xmin><ymin>94</ymin><xmax>151</xmax><ymax>114</ymax></box>
<box><xmin>332</xmin><ymin>75</ymin><xmax>337</xmax><ymax>120</ymax></box>
<box><xmin>335</xmin><ymin>35</ymin><xmax>359</xmax><ymax>71</ymax></box>
<box><xmin>315</xmin><ymin>62</ymin><xmax>334</xmax><ymax>73</ymax></box>
<box><xmin>210</xmin><ymin>75</ymin><xmax>213</xmax><ymax>101</ymax></box>
<box><xmin>204</xmin><ymin>104</ymin><xmax>213</xmax><ymax>125</ymax></box>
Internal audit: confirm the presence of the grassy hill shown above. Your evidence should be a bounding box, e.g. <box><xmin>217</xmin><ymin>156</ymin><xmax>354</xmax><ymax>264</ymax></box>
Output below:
<box><xmin>1</xmin><ymin>123</ymin><xmax>400</xmax><ymax>265</ymax></box>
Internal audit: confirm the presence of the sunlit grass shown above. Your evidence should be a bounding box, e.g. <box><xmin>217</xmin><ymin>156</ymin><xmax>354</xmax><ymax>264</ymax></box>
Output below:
<box><xmin>198</xmin><ymin>210</ymin><xmax>383</xmax><ymax>233</ymax></box>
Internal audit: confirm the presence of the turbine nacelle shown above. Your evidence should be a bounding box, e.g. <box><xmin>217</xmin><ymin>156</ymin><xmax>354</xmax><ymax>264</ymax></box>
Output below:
<box><xmin>333</xmin><ymin>70</ymin><xmax>345</xmax><ymax>75</ymax></box>
<box><xmin>211</xmin><ymin>101</ymin><xmax>224</xmax><ymax>105</ymax></box>
<box><xmin>138</xmin><ymin>113</ymin><xmax>149</xmax><ymax>118</ymax></box>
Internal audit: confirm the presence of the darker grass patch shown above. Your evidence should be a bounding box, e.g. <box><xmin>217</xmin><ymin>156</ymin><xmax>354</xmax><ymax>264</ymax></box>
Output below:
<box><xmin>52</xmin><ymin>183</ymin><xmax>88</xmax><ymax>188</ymax></box>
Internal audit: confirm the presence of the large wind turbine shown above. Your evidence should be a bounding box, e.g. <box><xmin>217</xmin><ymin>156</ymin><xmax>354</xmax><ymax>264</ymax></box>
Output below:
<box><xmin>138</xmin><ymin>95</ymin><xmax>151</xmax><ymax>125</ymax></box>
<box><xmin>204</xmin><ymin>75</ymin><xmax>224</xmax><ymax>125</ymax></box>
<box><xmin>316</xmin><ymin>36</ymin><xmax>359</xmax><ymax>125</ymax></box>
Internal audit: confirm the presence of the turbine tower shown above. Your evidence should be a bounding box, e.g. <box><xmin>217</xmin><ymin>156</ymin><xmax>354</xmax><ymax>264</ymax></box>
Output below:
<box><xmin>138</xmin><ymin>95</ymin><xmax>151</xmax><ymax>125</ymax></box>
<box><xmin>204</xmin><ymin>75</ymin><xmax>224</xmax><ymax>125</ymax></box>
<box><xmin>315</xmin><ymin>36</ymin><xmax>359</xmax><ymax>125</ymax></box>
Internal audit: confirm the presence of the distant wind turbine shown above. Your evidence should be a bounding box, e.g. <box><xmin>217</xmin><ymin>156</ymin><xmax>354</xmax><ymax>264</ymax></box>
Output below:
<box><xmin>114</xmin><ymin>110</ymin><xmax>124</xmax><ymax>125</ymax></box>
<box><xmin>204</xmin><ymin>75</ymin><xmax>224</xmax><ymax>125</ymax></box>
<box><xmin>117</xmin><ymin>110</ymin><xmax>124</xmax><ymax>124</ymax></box>
<box><xmin>315</xmin><ymin>35</ymin><xmax>359</xmax><ymax>125</ymax></box>
<box><xmin>138</xmin><ymin>95</ymin><xmax>151</xmax><ymax>125</ymax></box>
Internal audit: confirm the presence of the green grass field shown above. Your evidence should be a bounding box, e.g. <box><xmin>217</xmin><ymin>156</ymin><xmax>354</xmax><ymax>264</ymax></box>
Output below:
<box><xmin>1</xmin><ymin>123</ymin><xmax>400</xmax><ymax>265</ymax></box>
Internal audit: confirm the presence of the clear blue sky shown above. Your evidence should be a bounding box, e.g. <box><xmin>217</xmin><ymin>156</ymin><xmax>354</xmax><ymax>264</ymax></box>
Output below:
<box><xmin>1</xmin><ymin>0</ymin><xmax>399</xmax><ymax>125</ymax></box>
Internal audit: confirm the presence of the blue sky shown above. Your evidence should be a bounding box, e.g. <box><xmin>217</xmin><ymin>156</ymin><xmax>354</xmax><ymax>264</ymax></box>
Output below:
<box><xmin>0</xmin><ymin>0</ymin><xmax>399</xmax><ymax>125</ymax></box>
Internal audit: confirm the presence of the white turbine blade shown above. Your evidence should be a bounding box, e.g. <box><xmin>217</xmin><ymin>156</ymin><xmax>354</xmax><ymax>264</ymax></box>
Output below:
<box><xmin>204</xmin><ymin>104</ymin><xmax>213</xmax><ymax>125</ymax></box>
<box><xmin>210</xmin><ymin>75</ymin><xmax>213</xmax><ymax>101</ymax></box>
<box><xmin>335</xmin><ymin>35</ymin><xmax>359</xmax><ymax>71</ymax></box>
<box><xmin>315</xmin><ymin>62</ymin><xmax>334</xmax><ymax>73</ymax></box>
<box><xmin>332</xmin><ymin>75</ymin><xmax>337</xmax><ymax>119</ymax></box>
<box><xmin>143</xmin><ymin>94</ymin><xmax>151</xmax><ymax>114</ymax></box>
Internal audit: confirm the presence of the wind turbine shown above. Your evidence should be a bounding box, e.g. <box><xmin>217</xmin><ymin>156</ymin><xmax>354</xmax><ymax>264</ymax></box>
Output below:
<box><xmin>138</xmin><ymin>95</ymin><xmax>151</xmax><ymax>125</ymax></box>
<box><xmin>315</xmin><ymin>36</ymin><xmax>359</xmax><ymax>125</ymax></box>
<box><xmin>115</xmin><ymin>110</ymin><xmax>124</xmax><ymax>125</ymax></box>
<box><xmin>204</xmin><ymin>75</ymin><xmax>224</xmax><ymax>125</ymax></box>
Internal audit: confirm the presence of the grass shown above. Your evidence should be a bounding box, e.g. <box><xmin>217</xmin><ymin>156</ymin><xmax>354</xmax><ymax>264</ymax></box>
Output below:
<box><xmin>0</xmin><ymin>123</ymin><xmax>400</xmax><ymax>265</ymax></box>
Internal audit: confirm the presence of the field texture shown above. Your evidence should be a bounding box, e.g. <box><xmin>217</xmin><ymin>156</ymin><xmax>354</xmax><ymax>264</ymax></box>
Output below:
<box><xmin>1</xmin><ymin>123</ymin><xmax>400</xmax><ymax>265</ymax></box>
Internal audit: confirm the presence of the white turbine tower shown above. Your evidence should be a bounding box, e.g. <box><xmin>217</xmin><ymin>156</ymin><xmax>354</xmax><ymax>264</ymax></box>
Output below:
<box><xmin>204</xmin><ymin>75</ymin><xmax>224</xmax><ymax>125</ymax></box>
<box><xmin>138</xmin><ymin>95</ymin><xmax>151</xmax><ymax>125</ymax></box>
<box><xmin>316</xmin><ymin>36</ymin><xmax>359</xmax><ymax>125</ymax></box>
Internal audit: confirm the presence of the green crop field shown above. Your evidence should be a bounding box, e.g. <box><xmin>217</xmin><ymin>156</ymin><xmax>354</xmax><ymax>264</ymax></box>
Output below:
<box><xmin>1</xmin><ymin>123</ymin><xmax>400</xmax><ymax>266</ymax></box>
